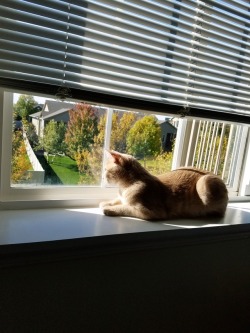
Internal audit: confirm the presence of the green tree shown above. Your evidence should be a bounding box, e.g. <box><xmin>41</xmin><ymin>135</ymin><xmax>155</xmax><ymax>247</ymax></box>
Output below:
<box><xmin>39</xmin><ymin>120</ymin><xmax>66</xmax><ymax>163</ymax></box>
<box><xmin>21</xmin><ymin>117</ymin><xmax>39</xmax><ymax>147</ymax></box>
<box><xmin>127</xmin><ymin>115</ymin><xmax>162</xmax><ymax>158</ymax></box>
<box><xmin>65</xmin><ymin>103</ymin><xmax>99</xmax><ymax>159</ymax></box>
<box><xmin>94</xmin><ymin>112</ymin><xmax>106</xmax><ymax>146</ymax></box>
<box><xmin>95</xmin><ymin>111</ymin><xmax>137</xmax><ymax>152</ymax></box>
<box><xmin>14</xmin><ymin>95</ymin><xmax>37</xmax><ymax>120</ymax></box>
<box><xmin>24</xmin><ymin>122</ymin><xmax>39</xmax><ymax>147</ymax></box>
<box><xmin>112</xmin><ymin>112</ymin><xmax>137</xmax><ymax>152</ymax></box>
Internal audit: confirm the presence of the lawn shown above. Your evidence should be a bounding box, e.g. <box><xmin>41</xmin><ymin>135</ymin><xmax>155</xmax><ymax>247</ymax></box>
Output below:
<box><xmin>139</xmin><ymin>156</ymin><xmax>172</xmax><ymax>175</ymax></box>
<box><xmin>35</xmin><ymin>154</ymin><xmax>80</xmax><ymax>185</ymax></box>
<box><xmin>47</xmin><ymin>155</ymin><xmax>80</xmax><ymax>185</ymax></box>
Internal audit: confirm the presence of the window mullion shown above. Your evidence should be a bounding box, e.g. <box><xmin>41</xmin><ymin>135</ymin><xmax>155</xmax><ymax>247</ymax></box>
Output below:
<box><xmin>101</xmin><ymin>107</ymin><xmax>113</xmax><ymax>187</ymax></box>
<box><xmin>0</xmin><ymin>90</ymin><xmax>13</xmax><ymax>201</ymax></box>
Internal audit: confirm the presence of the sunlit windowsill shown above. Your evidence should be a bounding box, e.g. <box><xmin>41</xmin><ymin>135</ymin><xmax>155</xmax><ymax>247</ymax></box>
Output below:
<box><xmin>0</xmin><ymin>202</ymin><xmax>250</xmax><ymax>250</ymax></box>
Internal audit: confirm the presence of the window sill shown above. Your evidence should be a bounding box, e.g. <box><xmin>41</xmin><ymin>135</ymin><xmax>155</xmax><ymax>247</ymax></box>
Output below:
<box><xmin>0</xmin><ymin>201</ymin><xmax>249</xmax><ymax>241</ymax></box>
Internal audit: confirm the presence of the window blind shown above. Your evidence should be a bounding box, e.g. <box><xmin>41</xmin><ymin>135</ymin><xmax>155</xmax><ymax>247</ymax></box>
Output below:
<box><xmin>0</xmin><ymin>0</ymin><xmax>249</xmax><ymax>118</ymax></box>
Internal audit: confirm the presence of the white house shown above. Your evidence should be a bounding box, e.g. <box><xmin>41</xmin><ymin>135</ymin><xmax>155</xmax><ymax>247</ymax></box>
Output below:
<box><xmin>30</xmin><ymin>100</ymin><xmax>75</xmax><ymax>137</ymax></box>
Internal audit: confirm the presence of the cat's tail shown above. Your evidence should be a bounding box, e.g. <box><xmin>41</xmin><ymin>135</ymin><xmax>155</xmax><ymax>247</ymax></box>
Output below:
<box><xmin>196</xmin><ymin>174</ymin><xmax>228</xmax><ymax>217</ymax></box>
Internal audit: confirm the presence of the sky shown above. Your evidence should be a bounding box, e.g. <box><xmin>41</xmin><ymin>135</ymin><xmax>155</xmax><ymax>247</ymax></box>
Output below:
<box><xmin>14</xmin><ymin>93</ymin><xmax>49</xmax><ymax>104</ymax></box>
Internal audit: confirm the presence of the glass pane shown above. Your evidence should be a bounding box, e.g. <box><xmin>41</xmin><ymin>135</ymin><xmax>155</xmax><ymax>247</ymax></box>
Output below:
<box><xmin>11</xmin><ymin>93</ymin><xmax>175</xmax><ymax>188</ymax></box>
<box><xmin>11</xmin><ymin>94</ymin><xmax>107</xmax><ymax>186</ymax></box>
<box><xmin>109</xmin><ymin>109</ymin><xmax>174</xmax><ymax>176</ymax></box>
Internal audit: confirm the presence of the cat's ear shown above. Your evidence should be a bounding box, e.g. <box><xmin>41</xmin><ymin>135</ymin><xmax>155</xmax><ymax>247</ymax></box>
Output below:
<box><xmin>107</xmin><ymin>150</ymin><xmax>123</xmax><ymax>165</ymax></box>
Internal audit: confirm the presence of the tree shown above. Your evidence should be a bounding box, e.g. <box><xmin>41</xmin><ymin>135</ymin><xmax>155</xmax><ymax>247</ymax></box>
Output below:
<box><xmin>39</xmin><ymin>120</ymin><xmax>66</xmax><ymax>163</ymax></box>
<box><xmin>126</xmin><ymin>115</ymin><xmax>162</xmax><ymax>158</ymax></box>
<box><xmin>65</xmin><ymin>103</ymin><xmax>99</xmax><ymax>159</ymax></box>
<box><xmin>112</xmin><ymin>112</ymin><xmax>137</xmax><ymax>152</ymax></box>
<box><xmin>14</xmin><ymin>95</ymin><xmax>37</xmax><ymax>120</ymax></box>
<box><xmin>20</xmin><ymin>117</ymin><xmax>39</xmax><ymax>147</ymax></box>
<box><xmin>94</xmin><ymin>112</ymin><xmax>108</xmax><ymax>146</ymax></box>
<box><xmin>75</xmin><ymin>146</ymin><xmax>103</xmax><ymax>185</ymax></box>
<box><xmin>95</xmin><ymin>111</ymin><xmax>137</xmax><ymax>152</ymax></box>
<box><xmin>11</xmin><ymin>131</ymin><xmax>31</xmax><ymax>183</ymax></box>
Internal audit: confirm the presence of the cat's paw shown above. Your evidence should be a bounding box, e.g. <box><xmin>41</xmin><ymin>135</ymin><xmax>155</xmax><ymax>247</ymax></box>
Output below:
<box><xmin>102</xmin><ymin>206</ymin><xmax>118</xmax><ymax>216</ymax></box>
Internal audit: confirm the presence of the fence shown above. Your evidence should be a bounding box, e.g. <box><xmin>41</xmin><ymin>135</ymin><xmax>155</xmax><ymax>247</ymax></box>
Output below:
<box><xmin>23</xmin><ymin>132</ymin><xmax>45</xmax><ymax>184</ymax></box>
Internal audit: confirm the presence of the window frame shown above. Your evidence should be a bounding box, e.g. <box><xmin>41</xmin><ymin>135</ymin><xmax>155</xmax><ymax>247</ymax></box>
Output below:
<box><xmin>0</xmin><ymin>88</ymin><xmax>119</xmax><ymax>209</ymax></box>
<box><xmin>1</xmin><ymin>86</ymin><xmax>250</xmax><ymax>210</ymax></box>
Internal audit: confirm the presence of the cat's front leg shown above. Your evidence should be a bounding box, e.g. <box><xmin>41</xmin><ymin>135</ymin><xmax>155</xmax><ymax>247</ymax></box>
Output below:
<box><xmin>99</xmin><ymin>197</ymin><xmax>122</xmax><ymax>209</ymax></box>
<box><xmin>102</xmin><ymin>204</ymin><xmax>150</xmax><ymax>220</ymax></box>
<box><xmin>102</xmin><ymin>204</ymin><xmax>128</xmax><ymax>217</ymax></box>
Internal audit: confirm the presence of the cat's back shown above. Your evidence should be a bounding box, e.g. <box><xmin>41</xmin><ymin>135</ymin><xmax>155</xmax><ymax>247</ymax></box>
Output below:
<box><xmin>158</xmin><ymin>167</ymin><xmax>209</xmax><ymax>190</ymax></box>
<box><xmin>157</xmin><ymin>166</ymin><xmax>227</xmax><ymax>202</ymax></box>
<box><xmin>157</xmin><ymin>167</ymin><xmax>228</xmax><ymax>218</ymax></box>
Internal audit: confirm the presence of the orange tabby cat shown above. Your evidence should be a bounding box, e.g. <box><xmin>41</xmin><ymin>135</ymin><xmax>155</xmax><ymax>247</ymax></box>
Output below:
<box><xmin>99</xmin><ymin>150</ymin><xmax>228</xmax><ymax>220</ymax></box>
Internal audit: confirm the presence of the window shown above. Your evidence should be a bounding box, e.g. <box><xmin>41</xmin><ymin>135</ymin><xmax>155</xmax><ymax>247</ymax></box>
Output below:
<box><xmin>0</xmin><ymin>1</ymin><xmax>250</xmax><ymax>208</ymax></box>
<box><xmin>0</xmin><ymin>90</ymin><xmax>116</xmax><ymax>206</ymax></box>
<box><xmin>1</xmin><ymin>88</ymin><xmax>249</xmax><ymax>209</ymax></box>
<box><xmin>1</xmin><ymin>89</ymin><xmax>177</xmax><ymax>207</ymax></box>
<box><xmin>11</xmin><ymin>91</ymin><xmax>172</xmax><ymax>185</ymax></box>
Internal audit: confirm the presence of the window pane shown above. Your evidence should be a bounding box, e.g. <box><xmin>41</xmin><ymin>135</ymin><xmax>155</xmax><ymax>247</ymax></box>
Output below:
<box><xmin>12</xmin><ymin>93</ymin><xmax>107</xmax><ymax>186</ymax></box>
<box><xmin>8</xmin><ymin>91</ymin><xmax>250</xmax><ymax>198</ymax></box>
<box><xmin>109</xmin><ymin>109</ymin><xmax>174</xmax><ymax>175</ymax></box>
<box><xmin>11</xmin><ymin>93</ymin><xmax>175</xmax><ymax>188</ymax></box>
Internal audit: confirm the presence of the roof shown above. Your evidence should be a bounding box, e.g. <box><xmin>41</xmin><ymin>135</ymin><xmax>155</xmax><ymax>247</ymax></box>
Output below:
<box><xmin>42</xmin><ymin>108</ymin><xmax>72</xmax><ymax>120</ymax></box>
<box><xmin>30</xmin><ymin>110</ymin><xmax>42</xmax><ymax>118</ymax></box>
<box><xmin>159</xmin><ymin>119</ymin><xmax>177</xmax><ymax>130</ymax></box>
<box><xmin>43</xmin><ymin>100</ymin><xmax>74</xmax><ymax>114</ymax></box>
<box><xmin>30</xmin><ymin>100</ymin><xmax>74</xmax><ymax>119</ymax></box>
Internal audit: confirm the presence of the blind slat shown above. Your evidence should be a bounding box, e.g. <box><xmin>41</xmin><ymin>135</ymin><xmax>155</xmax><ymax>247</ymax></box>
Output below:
<box><xmin>0</xmin><ymin>0</ymin><xmax>249</xmax><ymax>118</ymax></box>
<box><xmin>2</xmin><ymin>40</ymin><xmax>250</xmax><ymax>93</ymax></box>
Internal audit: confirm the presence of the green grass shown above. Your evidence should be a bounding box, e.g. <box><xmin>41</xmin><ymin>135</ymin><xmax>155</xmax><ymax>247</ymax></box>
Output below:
<box><xmin>139</xmin><ymin>157</ymin><xmax>172</xmax><ymax>175</ymax></box>
<box><xmin>48</xmin><ymin>155</ymin><xmax>80</xmax><ymax>185</ymax></box>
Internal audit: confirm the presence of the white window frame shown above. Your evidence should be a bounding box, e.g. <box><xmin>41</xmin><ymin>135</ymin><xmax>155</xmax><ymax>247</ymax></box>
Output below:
<box><xmin>1</xmin><ymin>88</ymin><xmax>250</xmax><ymax>210</ymax></box>
<box><xmin>0</xmin><ymin>88</ymin><xmax>119</xmax><ymax>209</ymax></box>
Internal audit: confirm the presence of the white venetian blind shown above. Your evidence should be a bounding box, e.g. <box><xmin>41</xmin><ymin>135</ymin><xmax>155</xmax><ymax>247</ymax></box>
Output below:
<box><xmin>0</xmin><ymin>0</ymin><xmax>250</xmax><ymax>116</ymax></box>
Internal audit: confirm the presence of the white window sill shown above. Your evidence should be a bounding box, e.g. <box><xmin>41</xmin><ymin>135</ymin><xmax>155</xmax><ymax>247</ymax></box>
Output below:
<box><xmin>0</xmin><ymin>202</ymin><xmax>249</xmax><ymax>247</ymax></box>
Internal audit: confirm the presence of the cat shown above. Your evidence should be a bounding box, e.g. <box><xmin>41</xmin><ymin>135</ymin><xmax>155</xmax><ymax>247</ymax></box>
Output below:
<box><xmin>99</xmin><ymin>150</ymin><xmax>228</xmax><ymax>221</ymax></box>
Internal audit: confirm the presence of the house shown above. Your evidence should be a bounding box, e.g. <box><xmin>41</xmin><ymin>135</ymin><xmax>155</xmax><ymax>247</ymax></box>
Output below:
<box><xmin>159</xmin><ymin>118</ymin><xmax>177</xmax><ymax>152</ymax></box>
<box><xmin>30</xmin><ymin>100</ymin><xmax>75</xmax><ymax>137</ymax></box>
